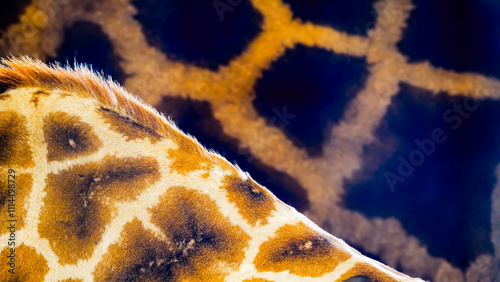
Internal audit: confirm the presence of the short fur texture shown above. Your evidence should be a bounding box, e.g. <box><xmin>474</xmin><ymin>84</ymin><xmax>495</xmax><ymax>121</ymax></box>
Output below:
<box><xmin>0</xmin><ymin>57</ymin><xmax>423</xmax><ymax>281</ymax></box>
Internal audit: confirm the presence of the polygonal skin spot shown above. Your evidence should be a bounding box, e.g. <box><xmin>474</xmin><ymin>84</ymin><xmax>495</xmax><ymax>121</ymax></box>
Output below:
<box><xmin>99</xmin><ymin>107</ymin><xmax>162</xmax><ymax>143</ymax></box>
<box><xmin>30</xmin><ymin>89</ymin><xmax>50</xmax><ymax>107</ymax></box>
<box><xmin>131</xmin><ymin>0</ymin><xmax>263</xmax><ymax>70</ymax></box>
<box><xmin>39</xmin><ymin>156</ymin><xmax>160</xmax><ymax>265</ymax></box>
<box><xmin>0</xmin><ymin>244</ymin><xmax>49</xmax><ymax>281</ymax></box>
<box><xmin>167</xmin><ymin>130</ymin><xmax>216</xmax><ymax>176</ymax></box>
<box><xmin>397</xmin><ymin>0</ymin><xmax>500</xmax><ymax>78</ymax></box>
<box><xmin>0</xmin><ymin>111</ymin><xmax>33</xmax><ymax>167</ymax></box>
<box><xmin>48</xmin><ymin>21</ymin><xmax>127</xmax><ymax>83</ymax></box>
<box><xmin>283</xmin><ymin>0</ymin><xmax>377</xmax><ymax>34</ymax></box>
<box><xmin>155</xmin><ymin>95</ymin><xmax>310</xmax><ymax>211</ymax></box>
<box><xmin>253</xmin><ymin>44</ymin><xmax>368</xmax><ymax>156</ymax></box>
<box><xmin>345</xmin><ymin>83</ymin><xmax>498</xmax><ymax>270</ymax></box>
<box><xmin>0</xmin><ymin>171</ymin><xmax>32</xmax><ymax>235</ymax></box>
<box><xmin>151</xmin><ymin>186</ymin><xmax>249</xmax><ymax>280</ymax></box>
<box><xmin>336</xmin><ymin>264</ymin><xmax>397</xmax><ymax>282</ymax></box>
<box><xmin>221</xmin><ymin>174</ymin><xmax>275</xmax><ymax>226</ymax></box>
<box><xmin>94</xmin><ymin>219</ymin><xmax>173</xmax><ymax>281</ymax></box>
<box><xmin>96</xmin><ymin>187</ymin><xmax>250</xmax><ymax>281</ymax></box>
<box><xmin>243</xmin><ymin>279</ymin><xmax>274</xmax><ymax>282</ymax></box>
<box><xmin>0</xmin><ymin>93</ymin><xmax>11</xmax><ymax>101</ymax></box>
<box><xmin>254</xmin><ymin>222</ymin><xmax>351</xmax><ymax>277</ymax></box>
<box><xmin>43</xmin><ymin>112</ymin><xmax>102</xmax><ymax>162</ymax></box>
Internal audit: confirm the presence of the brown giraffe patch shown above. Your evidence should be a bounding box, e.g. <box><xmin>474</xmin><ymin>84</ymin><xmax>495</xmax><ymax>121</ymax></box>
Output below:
<box><xmin>0</xmin><ymin>244</ymin><xmax>49</xmax><ymax>281</ymax></box>
<box><xmin>57</xmin><ymin>91</ymin><xmax>73</xmax><ymax>98</ymax></box>
<box><xmin>30</xmin><ymin>89</ymin><xmax>50</xmax><ymax>106</ymax></box>
<box><xmin>149</xmin><ymin>186</ymin><xmax>250</xmax><ymax>280</ymax></box>
<box><xmin>243</xmin><ymin>278</ymin><xmax>274</xmax><ymax>282</ymax></box>
<box><xmin>96</xmin><ymin>187</ymin><xmax>250</xmax><ymax>281</ymax></box>
<box><xmin>221</xmin><ymin>174</ymin><xmax>276</xmax><ymax>225</ymax></box>
<box><xmin>99</xmin><ymin>107</ymin><xmax>162</xmax><ymax>142</ymax></box>
<box><xmin>336</xmin><ymin>263</ymin><xmax>398</xmax><ymax>282</ymax></box>
<box><xmin>39</xmin><ymin>156</ymin><xmax>160</xmax><ymax>265</ymax></box>
<box><xmin>167</xmin><ymin>131</ymin><xmax>216</xmax><ymax>175</ymax></box>
<box><xmin>0</xmin><ymin>111</ymin><xmax>34</xmax><ymax>168</ymax></box>
<box><xmin>254</xmin><ymin>222</ymin><xmax>351</xmax><ymax>277</ymax></box>
<box><xmin>43</xmin><ymin>112</ymin><xmax>102</xmax><ymax>162</ymax></box>
<box><xmin>0</xmin><ymin>171</ymin><xmax>33</xmax><ymax>235</ymax></box>
<box><xmin>94</xmin><ymin>219</ymin><xmax>173</xmax><ymax>281</ymax></box>
<box><xmin>0</xmin><ymin>93</ymin><xmax>10</xmax><ymax>100</ymax></box>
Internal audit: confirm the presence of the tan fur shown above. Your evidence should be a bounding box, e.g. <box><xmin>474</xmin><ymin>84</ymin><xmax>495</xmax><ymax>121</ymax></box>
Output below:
<box><xmin>0</xmin><ymin>57</ymin><xmax>424</xmax><ymax>281</ymax></box>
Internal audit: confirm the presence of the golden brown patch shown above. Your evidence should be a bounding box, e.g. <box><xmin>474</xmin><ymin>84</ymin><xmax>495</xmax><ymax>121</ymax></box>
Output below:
<box><xmin>96</xmin><ymin>187</ymin><xmax>250</xmax><ymax>281</ymax></box>
<box><xmin>43</xmin><ymin>112</ymin><xmax>102</xmax><ymax>162</ymax></box>
<box><xmin>243</xmin><ymin>279</ymin><xmax>274</xmax><ymax>282</ymax></box>
<box><xmin>221</xmin><ymin>174</ymin><xmax>275</xmax><ymax>225</ymax></box>
<box><xmin>149</xmin><ymin>186</ymin><xmax>250</xmax><ymax>281</ymax></box>
<box><xmin>167</xmin><ymin>131</ymin><xmax>216</xmax><ymax>175</ymax></box>
<box><xmin>58</xmin><ymin>92</ymin><xmax>72</xmax><ymax>98</ymax></box>
<box><xmin>99</xmin><ymin>107</ymin><xmax>162</xmax><ymax>143</ymax></box>
<box><xmin>0</xmin><ymin>111</ymin><xmax>33</xmax><ymax>168</ymax></box>
<box><xmin>30</xmin><ymin>89</ymin><xmax>50</xmax><ymax>106</ymax></box>
<box><xmin>336</xmin><ymin>263</ymin><xmax>398</xmax><ymax>282</ymax></box>
<box><xmin>0</xmin><ymin>93</ymin><xmax>10</xmax><ymax>100</ymax></box>
<box><xmin>94</xmin><ymin>219</ymin><xmax>172</xmax><ymax>281</ymax></box>
<box><xmin>254</xmin><ymin>222</ymin><xmax>351</xmax><ymax>277</ymax></box>
<box><xmin>0</xmin><ymin>171</ymin><xmax>33</xmax><ymax>235</ymax></box>
<box><xmin>0</xmin><ymin>244</ymin><xmax>49</xmax><ymax>281</ymax></box>
<box><xmin>39</xmin><ymin>156</ymin><xmax>160</xmax><ymax>265</ymax></box>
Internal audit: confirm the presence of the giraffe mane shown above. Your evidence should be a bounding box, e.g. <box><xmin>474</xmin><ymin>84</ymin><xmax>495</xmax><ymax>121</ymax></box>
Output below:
<box><xmin>0</xmin><ymin>56</ymin><xmax>227</xmax><ymax>168</ymax></box>
<box><xmin>0</xmin><ymin>56</ymin><xmax>424</xmax><ymax>281</ymax></box>
<box><xmin>0</xmin><ymin>56</ymin><xmax>169</xmax><ymax>135</ymax></box>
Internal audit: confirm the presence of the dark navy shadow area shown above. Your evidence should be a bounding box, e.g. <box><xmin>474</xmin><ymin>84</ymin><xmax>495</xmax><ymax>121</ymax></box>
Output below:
<box><xmin>398</xmin><ymin>0</ymin><xmax>500</xmax><ymax>79</ymax></box>
<box><xmin>253</xmin><ymin>44</ymin><xmax>368</xmax><ymax>156</ymax></box>
<box><xmin>155</xmin><ymin>96</ymin><xmax>310</xmax><ymax>212</ymax></box>
<box><xmin>0</xmin><ymin>0</ymin><xmax>30</xmax><ymax>35</ymax></box>
<box><xmin>47</xmin><ymin>21</ymin><xmax>127</xmax><ymax>84</ymax></box>
<box><xmin>344</xmin><ymin>83</ymin><xmax>498</xmax><ymax>270</ymax></box>
<box><xmin>283</xmin><ymin>0</ymin><xmax>377</xmax><ymax>35</ymax></box>
<box><xmin>131</xmin><ymin>0</ymin><xmax>263</xmax><ymax>71</ymax></box>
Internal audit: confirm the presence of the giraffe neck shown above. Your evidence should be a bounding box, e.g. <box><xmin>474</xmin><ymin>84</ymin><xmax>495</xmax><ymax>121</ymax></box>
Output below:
<box><xmin>0</xmin><ymin>58</ymin><xmax>422</xmax><ymax>281</ymax></box>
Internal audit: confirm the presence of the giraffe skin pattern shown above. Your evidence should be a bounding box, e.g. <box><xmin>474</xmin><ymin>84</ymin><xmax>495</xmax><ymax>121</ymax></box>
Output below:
<box><xmin>0</xmin><ymin>0</ymin><xmax>500</xmax><ymax>281</ymax></box>
<box><xmin>0</xmin><ymin>57</ymin><xmax>424</xmax><ymax>281</ymax></box>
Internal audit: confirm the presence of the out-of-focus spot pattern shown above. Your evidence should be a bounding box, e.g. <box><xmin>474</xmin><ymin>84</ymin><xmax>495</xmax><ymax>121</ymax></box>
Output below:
<box><xmin>0</xmin><ymin>0</ymin><xmax>31</xmax><ymax>35</ymax></box>
<box><xmin>253</xmin><ymin>44</ymin><xmax>368</xmax><ymax>156</ymax></box>
<box><xmin>47</xmin><ymin>20</ymin><xmax>127</xmax><ymax>83</ymax></box>
<box><xmin>283</xmin><ymin>0</ymin><xmax>377</xmax><ymax>34</ymax></box>
<box><xmin>346</xmin><ymin>83</ymin><xmax>498</xmax><ymax>270</ymax></box>
<box><xmin>1</xmin><ymin>0</ymin><xmax>500</xmax><ymax>281</ymax></box>
<box><xmin>131</xmin><ymin>0</ymin><xmax>263</xmax><ymax>71</ymax></box>
<box><xmin>397</xmin><ymin>0</ymin><xmax>500</xmax><ymax>79</ymax></box>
